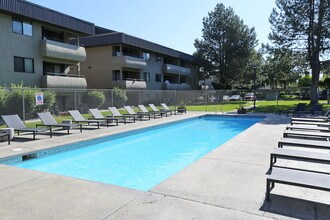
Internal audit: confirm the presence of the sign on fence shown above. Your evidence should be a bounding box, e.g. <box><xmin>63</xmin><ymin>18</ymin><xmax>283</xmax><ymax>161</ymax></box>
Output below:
<box><xmin>35</xmin><ymin>93</ymin><xmax>44</xmax><ymax>105</ymax></box>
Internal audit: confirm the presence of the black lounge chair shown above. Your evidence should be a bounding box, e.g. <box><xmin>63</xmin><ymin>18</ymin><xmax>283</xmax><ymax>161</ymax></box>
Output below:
<box><xmin>283</xmin><ymin>130</ymin><xmax>330</xmax><ymax>140</ymax></box>
<box><xmin>68</xmin><ymin>110</ymin><xmax>106</xmax><ymax>129</ymax></box>
<box><xmin>270</xmin><ymin>148</ymin><xmax>330</xmax><ymax>168</ymax></box>
<box><xmin>89</xmin><ymin>108</ymin><xmax>119</xmax><ymax>126</ymax></box>
<box><xmin>37</xmin><ymin>112</ymin><xmax>82</xmax><ymax>134</ymax></box>
<box><xmin>124</xmin><ymin>106</ymin><xmax>151</xmax><ymax>121</ymax></box>
<box><xmin>286</xmin><ymin>124</ymin><xmax>330</xmax><ymax>132</ymax></box>
<box><xmin>1</xmin><ymin>114</ymin><xmax>51</xmax><ymax>140</ymax></box>
<box><xmin>278</xmin><ymin>137</ymin><xmax>330</xmax><ymax>150</ymax></box>
<box><xmin>108</xmin><ymin>107</ymin><xmax>136</xmax><ymax>123</ymax></box>
<box><xmin>266</xmin><ymin>167</ymin><xmax>330</xmax><ymax>201</ymax></box>
<box><xmin>0</xmin><ymin>132</ymin><xmax>10</xmax><ymax>145</ymax></box>
<box><xmin>291</xmin><ymin>105</ymin><xmax>330</xmax><ymax>122</ymax></box>
<box><xmin>138</xmin><ymin>105</ymin><xmax>164</xmax><ymax>118</ymax></box>
<box><xmin>287</xmin><ymin>103</ymin><xmax>306</xmax><ymax>116</ymax></box>
<box><xmin>149</xmin><ymin>104</ymin><xmax>171</xmax><ymax>116</ymax></box>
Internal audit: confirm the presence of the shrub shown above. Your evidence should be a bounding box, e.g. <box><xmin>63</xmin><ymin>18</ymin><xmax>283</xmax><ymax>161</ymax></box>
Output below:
<box><xmin>0</xmin><ymin>84</ymin><xmax>56</xmax><ymax>119</ymax></box>
<box><xmin>113</xmin><ymin>87</ymin><xmax>128</xmax><ymax>107</ymax></box>
<box><xmin>82</xmin><ymin>91</ymin><xmax>105</xmax><ymax>108</ymax></box>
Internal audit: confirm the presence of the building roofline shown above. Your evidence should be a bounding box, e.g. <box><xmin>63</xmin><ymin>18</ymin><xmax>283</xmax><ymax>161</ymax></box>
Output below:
<box><xmin>0</xmin><ymin>0</ymin><xmax>95</xmax><ymax>35</ymax></box>
<box><xmin>80</xmin><ymin>32</ymin><xmax>197</xmax><ymax>62</ymax></box>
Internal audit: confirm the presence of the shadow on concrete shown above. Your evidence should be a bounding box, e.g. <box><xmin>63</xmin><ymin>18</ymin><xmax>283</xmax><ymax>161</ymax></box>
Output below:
<box><xmin>260</xmin><ymin>194</ymin><xmax>330</xmax><ymax>220</ymax></box>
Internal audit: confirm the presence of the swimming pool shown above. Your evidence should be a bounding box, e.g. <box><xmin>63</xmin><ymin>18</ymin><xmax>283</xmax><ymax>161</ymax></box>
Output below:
<box><xmin>13</xmin><ymin>115</ymin><xmax>262</xmax><ymax>191</ymax></box>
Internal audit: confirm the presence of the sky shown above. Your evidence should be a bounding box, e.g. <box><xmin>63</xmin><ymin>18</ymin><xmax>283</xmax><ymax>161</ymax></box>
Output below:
<box><xmin>29</xmin><ymin>0</ymin><xmax>276</xmax><ymax>55</ymax></box>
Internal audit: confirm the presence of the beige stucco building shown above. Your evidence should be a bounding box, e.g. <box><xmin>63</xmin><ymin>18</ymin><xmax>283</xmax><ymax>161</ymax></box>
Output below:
<box><xmin>80</xmin><ymin>29</ymin><xmax>199</xmax><ymax>90</ymax></box>
<box><xmin>1</xmin><ymin>0</ymin><xmax>199</xmax><ymax>94</ymax></box>
<box><xmin>0</xmin><ymin>0</ymin><xmax>94</xmax><ymax>89</ymax></box>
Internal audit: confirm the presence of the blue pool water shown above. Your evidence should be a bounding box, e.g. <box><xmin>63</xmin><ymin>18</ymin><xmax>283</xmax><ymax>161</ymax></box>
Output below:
<box><xmin>14</xmin><ymin>116</ymin><xmax>262</xmax><ymax>191</ymax></box>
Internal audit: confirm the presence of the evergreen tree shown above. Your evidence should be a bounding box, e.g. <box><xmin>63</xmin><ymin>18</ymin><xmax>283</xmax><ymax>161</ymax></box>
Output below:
<box><xmin>194</xmin><ymin>3</ymin><xmax>258</xmax><ymax>89</ymax></box>
<box><xmin>269</xmin><ymin>0</ymin><xmax>330</xmax><ymax>104</ymax></box>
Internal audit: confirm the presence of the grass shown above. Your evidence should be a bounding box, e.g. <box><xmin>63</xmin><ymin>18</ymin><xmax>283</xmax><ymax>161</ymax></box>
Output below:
<box><xmin>3</xmin><ymin>100</ymin><xmax>329</xmax><ymax>128</ymax></box>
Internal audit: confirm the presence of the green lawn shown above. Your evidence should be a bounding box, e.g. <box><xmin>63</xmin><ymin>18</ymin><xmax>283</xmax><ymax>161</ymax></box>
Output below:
<box><xmin>3</xmin><ymin>100</ymin><xmax>329</xmax><ymax>128</ymax></box>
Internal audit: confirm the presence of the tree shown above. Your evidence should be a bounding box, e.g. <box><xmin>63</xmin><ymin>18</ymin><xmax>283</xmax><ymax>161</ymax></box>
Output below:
<box><xmin>194</xmin><ymin>3</ymin><xmax>258</xmax><ymax>89</ymax></box>
<box><xmin>261</xmin><ymin>47</ymin><xmax>304</xmax><ymax>89</ymax></box>
<box><xmin>269</xmin><ymin>0</ymin><xmax>330</xmax><ymax>104</ymax></box>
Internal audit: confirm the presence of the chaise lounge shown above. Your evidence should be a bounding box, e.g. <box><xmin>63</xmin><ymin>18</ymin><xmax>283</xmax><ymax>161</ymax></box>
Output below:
<box><xmin>89</xmin><ymin>108</ymin><xmax>119</xmax><ymax>126</ymax></box>
<box><xmin>1</xmin><ymin>114</ymin><xmax>51</xmax><ymax>140</ymax></box>
<box><xmin>68</xmin><ymin>110</ymin><xmax>106</xmax><ymax>129</ymax></box>
<box><xmin>37</xmin><ymin>112</ymin><xmax>82</xmax><ymax>134</ymax></box>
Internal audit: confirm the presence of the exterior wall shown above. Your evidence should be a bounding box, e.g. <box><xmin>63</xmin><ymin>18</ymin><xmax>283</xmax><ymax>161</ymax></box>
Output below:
<box><xmin>82</xmin><ymin>46</ymin><xmax>114</xmax><ymax>89</ymax></box>
<box><xmin>81</xmin><ymin>45</ymin><xmax>198</xmax><ymax>90</ymax></box>
<box><xmin>0</xmin><ymin>13</ymin><xmax>43</xmax><ymax>87</ymax></box>
<box><xmin>0</xmin><ymin>13</ymin><xmax>86</xmax><ymax>88</ymax></box>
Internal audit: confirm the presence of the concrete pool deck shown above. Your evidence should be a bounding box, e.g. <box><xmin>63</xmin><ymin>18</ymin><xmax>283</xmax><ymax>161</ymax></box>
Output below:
<box><xmin>0</xmin><ymin>112</ymin><xmax>329</xmax><ymax>219</ymax></box>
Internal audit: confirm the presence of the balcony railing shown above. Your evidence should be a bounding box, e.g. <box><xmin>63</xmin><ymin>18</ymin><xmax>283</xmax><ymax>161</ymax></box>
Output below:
<box><xmin>163</xmin><ymin>83</ymin><xmax>191</xmax><ymax>90</ymax></box>
<box><xmin>111</xmin><ymin>56</ymin><xmax>146</xmax><ymax>69</ymax></box>
<box><xmin>41</xmin><ymin>75</ymin><xmax>87</xmax><ymax>89</ymax></box>
<box><xmin>163</xmin><ymin>64</ymin><xmax>191</xmax><ymax>75</ymax></box>
<box><xmin>112</xmin><ymin>79</ymin><xmax>147</xmax><ymax>89</ymax></box>
<box><xmin>40</xmin><ymin>39</ymin><xmax>86</xmax><ymax>64</ymax></box>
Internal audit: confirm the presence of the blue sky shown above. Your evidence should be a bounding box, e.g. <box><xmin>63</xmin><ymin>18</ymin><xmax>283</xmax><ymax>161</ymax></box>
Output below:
<box><xmin>29</xmin><ymin>0</ymin><xmax>276</xmax><ymax>55</ymax></box>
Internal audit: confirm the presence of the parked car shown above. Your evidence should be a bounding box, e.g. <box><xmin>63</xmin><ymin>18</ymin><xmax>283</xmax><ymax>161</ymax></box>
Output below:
<box><xmin>244</xmin><ymin>93</ymin><xmax>256</xmax><ymax>101</ymax></box>
<box><xmin>223</xmin><ymin>95</ymin><xmax>230</xmax><ymax>101</ymax></box>
<box><xmin>229</xmin><ymin>95</ymin><xmax>241</xmax><ymax>101</ymax></box>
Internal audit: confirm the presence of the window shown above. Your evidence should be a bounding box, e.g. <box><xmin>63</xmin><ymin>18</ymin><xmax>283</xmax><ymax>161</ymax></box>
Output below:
<box><xmin>143</xmin><ymin>72</ymin><xmax>150</xmax><ymax>81</ymax></box>
<box><xmin>112</xmin><ymin>70</ymin><xmax>121</xmax><ymax>81</ymax></box>
<box><xmin>155</xmin><ymin>74</ymin><xmax>162</xmax><ymax>82</ymax></box>
<box><xmin>143</xmin><ymin>52</ymin><xmax>150</xmax><ymax>61</ymax></box>
<box><xmin>156</xmin><ymin>55</ymin><xmax>162</xmax><ymax>62</ymax></box>
<box><xmin>12</xmin><ymin>19</ymin><xmax>32</xmax><ymax>36</ymax></box>
<box><xmin>43</xmin><ymin>62</ymin><xmax>64</xmax><ymax>75</ymax></box>
<box><xmin>14</xmin><ymin>57</ymin><xmax>34</xmax><ymax>73</ymax></box>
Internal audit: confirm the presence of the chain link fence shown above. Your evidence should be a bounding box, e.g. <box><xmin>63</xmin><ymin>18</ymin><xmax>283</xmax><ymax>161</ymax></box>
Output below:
<box><xmin>0</xmin><ymin>87</ymin><xmax>329</xmax><ymax>122</ymax></box>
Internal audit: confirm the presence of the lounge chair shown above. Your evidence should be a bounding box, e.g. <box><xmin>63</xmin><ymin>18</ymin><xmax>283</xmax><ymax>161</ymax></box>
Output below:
<box><xmin>278</xmin><ymin>137</ymin><xmax>330</xmax><ymax>150</ymax></box>
<box><xmin>124</xmin><ymin>106</ymin><xmax>151</xmax><ymax>121</ymax></box>
<box><xmin>283</xmin><ymin>130</ymin><xmax>330</xmax><ymax>140</ymax></box>
<box><xmin>1</xmin><ymin>114</ymin><xmax>51</xmax><ymax>139</ymax></box>
<box><xmin>291</xmin><ymin>105</ymin><xmax>329</xmax><ymax>122</ymax></box>
<box><xmin>149</xmin><ymin>104</ymin><xmax>170</xmax><ymax>116</ymax></box>
<box><xmin>138</xmin><ymin>105</ymin><xmax>164</xmax><ymax>118</ymax></box>
<box><xmin>68</xmin><ymin>110</ymin><xmax>106</xmax><ymax>129</ymax></box>
<box><xmin>0</xmin><ymin>132</ymin><xmax>10</xmax><ymax>145</ymax></box>
<box><xmin>290</xmin><ymin>120</ymin><xmax>330</xmax><ymax>126</ymax></box>
<box><xmin>108</xmin><ymin>107</ymin><xmax>136</xmax><ymax>123</ymax></box>
<box><xmin>286</xmin><ymin>124</ymin><xmax>330</xmax><ymax>132</ymax></box>
<box><xmin>287</xmin><ymin>103</ymin><xmax>306</xmax><ymax>116</ymax></box>
<box><xmin>270</xmin><ymin>148</ymin><xmax>330</xmax><ymax>169</ymax></box>
<box><xmin>266</xmin><ymin>167</ymin><xmax>330</xmax><ymax>201</ymax></box>
<box><xmin>89</xmin><ymin>108</ymin><xmax>119</xmax><ymax>126</ymax></box>
<box><xmin>160</xmin><ymin>103</ymin><xmax>178</xmax><ymax>115</ymax></box>
<box><xmin>37</xmin><ymin>112</ymin><xmax>82</xmax><ymax>134</ymax></box>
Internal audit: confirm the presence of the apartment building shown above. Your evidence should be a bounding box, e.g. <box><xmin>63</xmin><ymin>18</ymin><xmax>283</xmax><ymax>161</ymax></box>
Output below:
<box><xmin>0</xmin><ymin>0</ymin><xmax>199</xmax><ymax>93</ymax></box>
<box><xmin>0</xmin><ymin>0</ymin><xmax>94</xmax><ymax>89</ymax></box>
<box><xmin>79</xmin><ymin>28</ymin><xmax>198</xmax><ymax>90</ymax></box>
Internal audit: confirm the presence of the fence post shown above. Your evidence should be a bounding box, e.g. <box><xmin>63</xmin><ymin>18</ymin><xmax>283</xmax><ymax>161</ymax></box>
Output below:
<box><xmin>22</xmin><ymin>88</ymin><xmax>25</xmax><ymax>123</ymax></box>
<box><xmin>111</xmin><ymin>89</ymin><xmax>114</xmax><ymax>107</ymax></box>
<box><xmin>74</xmin><ymin>90</ymin><xmax>77</xmax><ymax>110</ymax></box>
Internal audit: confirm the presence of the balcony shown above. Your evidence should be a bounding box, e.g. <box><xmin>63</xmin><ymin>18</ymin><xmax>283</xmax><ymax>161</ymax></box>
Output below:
<box><xmin>112</xmin><ymin>79</ymin><xmax>147</xmax><ymax>89</ymax></box>
<box><xmin>163</xmin><ymin>83</ymin><xmax>191</xmax><ymax>90</ymax></box>
<box><xmin>111</xmin><ymin>56</ymin><xmax>146</xmax><ymax>69</ymax></box>
<box><xmin>41</xmin><ymin>75</ymin><xmax>87</xmax><ymax>89</ymax></box>
<box><xmin>40</xmin><ymin>39</ymin><xmax>86</xmax><ymax>64</ymax></box>
<box><xmin>163</xmin><ymin>64</ymin><xmax>191</xmax><ymax>75</ymax></box>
